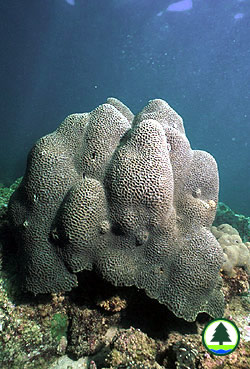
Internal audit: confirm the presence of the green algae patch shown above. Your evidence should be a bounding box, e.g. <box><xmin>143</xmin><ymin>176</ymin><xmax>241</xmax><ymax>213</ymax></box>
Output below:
<box><xmin>214</xmin><ymin>202</ymin><xmax>250</xmax><ymax>242</ymax></box>
<box><xmin>0</xmin><ymin>274</ymin><xmax>55</xmax><ymax>369</ymax></box>
<box><xmin>50</xmin><ymin>313</ymin><xmax>68</xmax><ymax>342</ymax></box>
<box><xmin>0</xmin><ymin>177</ymin><xmax>22</xmax><ymax>211</ymax></box>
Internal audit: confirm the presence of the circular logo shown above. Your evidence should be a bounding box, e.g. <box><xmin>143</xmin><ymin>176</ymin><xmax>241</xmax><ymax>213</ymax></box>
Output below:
<box><xmin>202</xmin><ymin>318</ymin><xmax>240</xmax><ymax>356</ymax></box>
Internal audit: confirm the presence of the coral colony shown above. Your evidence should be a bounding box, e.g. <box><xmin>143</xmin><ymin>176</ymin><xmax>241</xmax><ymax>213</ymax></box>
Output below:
<box><xmin>9</xmin><ymin>98</ymin><xmax>224</xmax><ymax>321</ymax></box>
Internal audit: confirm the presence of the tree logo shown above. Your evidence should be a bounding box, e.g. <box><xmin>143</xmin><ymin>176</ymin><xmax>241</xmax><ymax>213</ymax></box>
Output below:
<box><xmin>202</xmin><ymin>318</ymin><xmax>240</xmax><ymax>356</ymax></box>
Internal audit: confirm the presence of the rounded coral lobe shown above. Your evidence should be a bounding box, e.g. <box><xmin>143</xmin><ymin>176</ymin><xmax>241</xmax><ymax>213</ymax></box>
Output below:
<box><xmin>8</xmin><ymin>97</ymin><xmax>224</xmax><ymax>321</ymax></box>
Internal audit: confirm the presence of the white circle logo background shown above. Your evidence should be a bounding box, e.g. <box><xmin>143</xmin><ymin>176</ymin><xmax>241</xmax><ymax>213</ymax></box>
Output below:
<box><xmin>204</xmin><ymin>320</ymin><xmax>238</xmax><ymax>345</ymax></box>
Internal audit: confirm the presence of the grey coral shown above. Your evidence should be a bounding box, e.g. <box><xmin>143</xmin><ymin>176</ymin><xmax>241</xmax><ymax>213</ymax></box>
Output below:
<box><xmin>8</xmin><ymin>98</ymin><xmax>224</xmax><ymax>321</ymax></box>
<box><xmin>211</xmin><ymin>224</ymin><xmax>250</xmax><ymax>276</ymax></box>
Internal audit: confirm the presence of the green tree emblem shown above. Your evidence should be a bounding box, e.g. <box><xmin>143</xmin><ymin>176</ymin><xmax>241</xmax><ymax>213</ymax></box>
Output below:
<box><xmin>211</xmin><ymin>323</ymin><xmax>231</xmax><ymax>345</ymax></box>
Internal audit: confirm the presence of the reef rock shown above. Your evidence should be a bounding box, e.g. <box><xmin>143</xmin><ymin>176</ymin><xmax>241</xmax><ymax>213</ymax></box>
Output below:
<box><xmin>8</xmin><ymin>98</ymin><xmax>224</xmax><ymax>321</ymax></box>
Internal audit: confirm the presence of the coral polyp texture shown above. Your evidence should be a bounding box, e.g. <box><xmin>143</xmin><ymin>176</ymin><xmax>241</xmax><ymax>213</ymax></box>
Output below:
<box><xmin>8</xmin><ymin>98</ymin><xmax>224</xmax><ymax>321</ymax></box>
<box><xmin>211</xmin><ymin>224</ymin><xmax>250</xmax><ymax>276</ymax></box>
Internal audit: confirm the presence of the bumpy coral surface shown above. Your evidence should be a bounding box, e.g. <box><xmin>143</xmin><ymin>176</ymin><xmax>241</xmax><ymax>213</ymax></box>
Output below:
<box><xmin>211</xmin><ymin>224</ymin><xmax>250</xmax><ymax>276</ymax></box>
<box><xmin>8</xmin><ymin>98</ymin><xmax>224</xmax><ymax>321</ymax></box>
